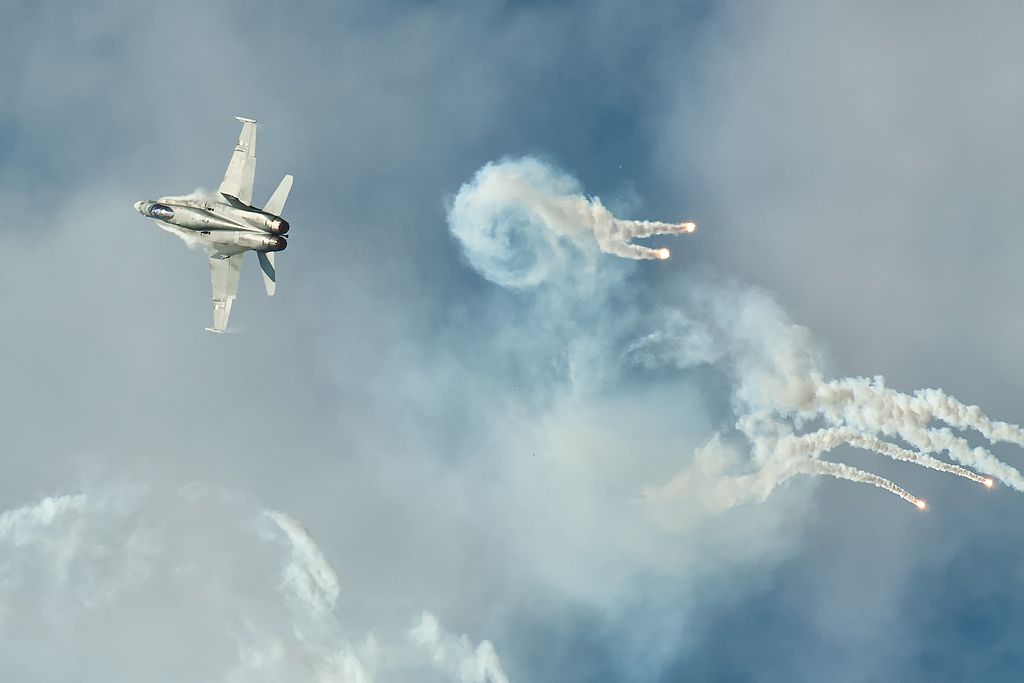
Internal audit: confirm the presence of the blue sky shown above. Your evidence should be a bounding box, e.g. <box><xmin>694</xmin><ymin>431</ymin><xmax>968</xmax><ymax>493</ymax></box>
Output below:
<box><xmin>2</xmin><ymin>1</ymin><xmax>1024</xmax><ymax>681</ymax></box>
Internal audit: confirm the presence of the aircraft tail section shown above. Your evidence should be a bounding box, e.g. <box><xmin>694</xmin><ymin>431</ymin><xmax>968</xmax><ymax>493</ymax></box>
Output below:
<box><xmin>264</xmin><ymin>174</ymin><xmax>293</xmax><ymax>217</ymax></box>
<box><xmin>259</xmin><ymin>175</ymin><xmax>290</xmax><ymax>298</ymax></box>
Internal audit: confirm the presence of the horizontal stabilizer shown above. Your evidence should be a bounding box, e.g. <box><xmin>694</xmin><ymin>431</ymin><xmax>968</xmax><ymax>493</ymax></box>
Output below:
<box><xmin>258</xmin><ymin>251</ymin><xmax>277</xmax><ymax>296</ymax></box>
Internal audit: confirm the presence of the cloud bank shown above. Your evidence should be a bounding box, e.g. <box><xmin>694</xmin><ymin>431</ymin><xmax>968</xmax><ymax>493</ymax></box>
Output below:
<box><xmin>0</xmin><ymin>485</ymin><xmax>510</xmax><ymax>683</ymax></box>
<box><xmin>3</xmin><ymin>1</ymin><xmax>1024</xmax><ymax>681</ymax></box>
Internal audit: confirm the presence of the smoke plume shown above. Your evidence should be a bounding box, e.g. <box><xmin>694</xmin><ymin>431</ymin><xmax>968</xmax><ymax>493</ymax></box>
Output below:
<box><xmin>447</xmin><ymin>158</ymin><xmax>695</xmax><ymax>288</ymax></box>
<box><xmin>449</xmin><ymin>157</ymin><xmax>1024</xmax><ymax>510</ymax></box>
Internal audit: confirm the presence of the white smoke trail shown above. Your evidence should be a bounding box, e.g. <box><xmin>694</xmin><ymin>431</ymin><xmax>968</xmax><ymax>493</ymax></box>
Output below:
<box><xmin>449</xmin><ymin>158</ymin><xmax>1024</xmax><ymax>509</ymax></box>
<box><xmin>810</xmin><ymin>377</ymin><xmax>1024</xmax><ymax>488</ymax></box>
<box><xmin>409</xmin><ymin>612</ymin><xmax>510</xmax><ymax>683</ymax></box>
<box><xmin>262</xmin><ymin>510</ymin><xmax>342</xmax><ymax>620</ymax></box>
<box><xmin>780</xmin><ymin>427</ymin><xmax>992</xmax><ymax>487</ymax></box>
<box><xmin>795</xmin><ymin>459</ymin><xmax>925</xmax><ymax>509</ymax></box>
<box><xmin>913</xmin><ymin>387</ymin><xmax>1024</xmax><ymax>444</ymax></box>
<box><xmin>714</xmin><ymin>307</ymin><xmax>1024</xmax><ymax>507</ymax></box>
<box><xmin>448</xmin><ymin>157</ymin><xmax>694</xmax><ymax>287</ymax></box>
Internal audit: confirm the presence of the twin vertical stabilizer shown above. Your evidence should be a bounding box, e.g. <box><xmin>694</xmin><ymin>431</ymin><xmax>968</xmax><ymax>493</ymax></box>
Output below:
<box><xmin>264</xmin><ymin>174</ymin><xmax>293</xmax><ymax>216</ymax></box>
<box><xmin>257</xmin><ymin>174</ymin><xmax>293</xmax><ymax>297</ymax></box>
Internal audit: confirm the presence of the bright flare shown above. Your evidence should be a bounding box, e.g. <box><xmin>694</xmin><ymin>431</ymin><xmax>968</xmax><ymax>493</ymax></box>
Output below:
<box><xmin>681</xmin><ymin>222</ymin><xmax>697</xmax><ymax>234</ymax></box>
<box><xmin>656</xmin><ymin>248</ymin><xmax>671</xmax><ymax>260</ymax></box>
<box><xmin>984</xmin><ymin>478</ymin><xmax>995</xmax><ymax>488</ymax></box>
<box><xmin>916</xmin><ymin>499</ymin><xmax>927</xmax><ymax>510</ymax></box>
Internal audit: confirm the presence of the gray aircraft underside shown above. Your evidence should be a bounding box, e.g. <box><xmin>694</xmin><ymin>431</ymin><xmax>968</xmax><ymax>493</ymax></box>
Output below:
<box><xmin>134</xmin><ymin>116</ymin><xmax>293</xmax><ymax>332</ymax></box>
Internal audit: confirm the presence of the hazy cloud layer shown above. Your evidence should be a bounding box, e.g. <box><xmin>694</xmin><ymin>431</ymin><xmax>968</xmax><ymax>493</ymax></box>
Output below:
<box><xmin>2</xmin><ymin>1</ymin><xmax>1024</xmax><ymax>681</ymax></box>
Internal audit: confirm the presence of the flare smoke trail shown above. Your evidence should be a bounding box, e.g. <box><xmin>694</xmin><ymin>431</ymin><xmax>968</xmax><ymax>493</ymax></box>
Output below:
<box><xmin>780</xmin><ymin>427</ymin><xmax>992</xmax><ymax>487</ymax></box>
<box><xmin>448</xmin><ymin>157</ymin><xmax>694</xmax><ymax>287</ymax></box>
<box><xmin>449</xmin><ymin>157</ymin><xmax>1024</xmax><ymax>509</ymax></box>
<box><xmin>734</xmin><ymin>371</ymin><xmax>1024</xmax><ymax>507</ymax></box>
<box><xmin>798</xmin><ymin>459</ymin><xmax>924</xmax><ymax>508</ymax></box>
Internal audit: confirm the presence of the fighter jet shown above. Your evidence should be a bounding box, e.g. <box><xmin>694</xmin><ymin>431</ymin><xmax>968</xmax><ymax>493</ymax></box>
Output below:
<box><xmin>134</xmin><ymin>116</ymin><xmax>292</xmax><ymax>332</ymax></box>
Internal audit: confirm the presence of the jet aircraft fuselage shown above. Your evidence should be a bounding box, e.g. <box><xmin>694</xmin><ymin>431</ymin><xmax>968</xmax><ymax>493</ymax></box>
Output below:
<box><xmin>133</xmin><ymin>196</ymin><xmax>289</xmax><ymax>256</ymax></box>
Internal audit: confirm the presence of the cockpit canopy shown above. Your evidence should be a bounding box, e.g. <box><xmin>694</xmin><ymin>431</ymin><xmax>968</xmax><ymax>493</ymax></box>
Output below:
<box><xmin>147</xmin><ymin>203</ymin><xmax>175</xmax><ymax>220</ymax></box>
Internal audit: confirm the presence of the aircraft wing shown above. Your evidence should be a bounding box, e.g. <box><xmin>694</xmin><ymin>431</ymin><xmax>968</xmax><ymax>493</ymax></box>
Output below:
<box><xmin>218</xmin><ymin>117</ymin><xmax>257</xmax><ymax>206</ymax></box>
<box><xmin>207</xmin><ymin>253</ymin><xmax>245</xmax><ymax>333</ymax></box>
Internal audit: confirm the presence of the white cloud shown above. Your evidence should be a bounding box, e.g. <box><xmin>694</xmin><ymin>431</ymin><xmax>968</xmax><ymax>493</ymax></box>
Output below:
<box><xmin>409</xmin><ymin>612</ymin><xmax>510</xmax><ymax>683</ymax></box>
